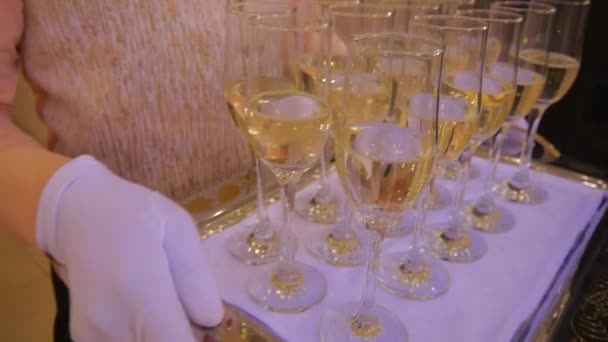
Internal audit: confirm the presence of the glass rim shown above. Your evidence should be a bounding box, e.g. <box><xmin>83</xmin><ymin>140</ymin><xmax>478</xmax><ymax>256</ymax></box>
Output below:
<box><xmin>456</xmin><ymin>9</ymin><xmax>524</xmax><ymax>24</ymax></box>
<box><xmin>352</xmin><ymin>32</ymin><xmax>444</xmax><ymax>58</ymax></box>
<box><xmin>423</xmin><ymin>0</ymin><xmax>475</xmax><ymax>4</ymax></box>
<box><xmin>356</xmin><ymin>1</ymin><xmax>441</xmax><ymax>10</ymax></box>
<box><xmin>533</xmin><ymin>0</ymin><xmax>590</xmax><ymax>6</ymax></box>
<box><xmin>229</xmin><ymin>1</ymin><xmax>296</xmax><ymax>15</ymax></box>
<box><xmin>412</xmin><ymin>14</ymin><xmax>488</xmax><ymax>32</ymax></box>
<box><xmin>252</xmin><ymin>12</ymin><xmax>331</xmax><ymax>32</ymax></box>
<box><xmin>329</xmin><ymin>3</ymin><xmax>395</xmax><ymax>19</ymax></box>
<box><xmin>492</xmin><ymin>1</ymin><xmax>557</xmax><ymax>14</ymax></box>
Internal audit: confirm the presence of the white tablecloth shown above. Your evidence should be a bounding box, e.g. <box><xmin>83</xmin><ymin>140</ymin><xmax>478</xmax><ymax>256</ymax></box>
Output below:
<box><xmin>202</xmin><ymin>158</ymin><xmax>607</xmax><ymax>342</ymax></box>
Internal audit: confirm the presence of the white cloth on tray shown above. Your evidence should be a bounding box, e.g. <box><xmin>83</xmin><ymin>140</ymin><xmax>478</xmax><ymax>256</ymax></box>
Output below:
<box><xmin>202</xmin><ymin>158</ymin><xmax>607</xmax><ymax>342</ymax></box>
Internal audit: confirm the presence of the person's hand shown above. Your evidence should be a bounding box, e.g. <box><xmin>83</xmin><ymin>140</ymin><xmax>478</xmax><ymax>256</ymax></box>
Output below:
<box><xmin>36</xmin><ymin>156</ymin><xmax>223</xmax><ymax>341</ymax></box>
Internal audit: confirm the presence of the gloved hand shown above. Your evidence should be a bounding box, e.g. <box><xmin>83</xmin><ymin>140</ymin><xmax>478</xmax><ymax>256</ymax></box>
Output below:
<box><xmin>36</xmin><ymin>156</ymin><xmax>224</xmax><ymax>341</ymax></box>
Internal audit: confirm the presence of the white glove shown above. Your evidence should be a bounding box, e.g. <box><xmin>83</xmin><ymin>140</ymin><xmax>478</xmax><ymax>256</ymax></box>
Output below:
<box><xmin>36</xmin><ymin>156</ymin><xmax>224</xmax><ymax>341</ymax></box>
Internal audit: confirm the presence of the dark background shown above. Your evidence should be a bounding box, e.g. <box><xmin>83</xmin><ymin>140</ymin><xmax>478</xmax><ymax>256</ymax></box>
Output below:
<box><xmin>538</xmin><ymin>0</ymin><xmax>608</xmax><ymax>179</ymax></box>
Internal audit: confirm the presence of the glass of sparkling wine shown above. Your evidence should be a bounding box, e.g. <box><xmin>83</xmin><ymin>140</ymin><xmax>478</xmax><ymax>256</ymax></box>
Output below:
<box><xmin>410</xmin><ymin>15</ymin><xmax>488</xmax><ymax>263</ymax></box>
<box><xmin>478</xmin><ymin>2</ymin><xmax>555</xmax><ymax>211</ymax></box>
<box><xmin>320</xmin><ymin>33</ymin><xmax>443</xmax><ymax>342</ymax></box>
<box><xmin>421</xmin><ymin>2</ymin><xmax>481</xmax><ymax>182</ymax></box>
<box><xmin>442</xmin><ymin>8</ymin><xmax>520</xmax><ymax>185</ymax></box>
<box><xmin>223</xmin><ymin>1</ymin><xmax>297</xmax><ymax>265</ymax></box>
<box><xmin>304</xmin><ymin>2</ymin><xmax>440</xmax><ymax>268</ymax></box>
<box><xmin>244</xmin><ymin>7</ymin><xmax>331</xmax><ymax>313</ymax></box>
<box><xmin>417</xmin><ymin>13</ymin><xmax>486</xmax><ymax>213</ymax></box>
<box><xmin>292</xmin><ymin>0</ymin><xmax>348</xmax><ymax>226</ymax></box>
<box><xmin>445</xmin><ymin>9</ymin><xmax>522</xmax><ymax>234</ymax></box>
<box><xmin>303</xmin><ymin>3</ymin><xmax>395</xmax><ymax>267</ymax></box>
<box><xmin>362</xmin><ymin>0</ymin><xmax>442</xmax><ymax>238</ymax></box>
<box><xmin>493</xmin><ymin>0</ymin><xmax>587</xmax><ymax>204</ymax></box>
<box><xmin>378</xmin><ymin>10</ymin><xmax>519</xmax><ymax>299</ymax></box>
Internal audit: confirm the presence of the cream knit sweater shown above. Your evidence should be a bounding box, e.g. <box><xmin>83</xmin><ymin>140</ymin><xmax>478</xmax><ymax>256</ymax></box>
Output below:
<box><xmin>1</xmin><ymin>0</ymin><xmax>253</xmax><ymax>201</ymax></box>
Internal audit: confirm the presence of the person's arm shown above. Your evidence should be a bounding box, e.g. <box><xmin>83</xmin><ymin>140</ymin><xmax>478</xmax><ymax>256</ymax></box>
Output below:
<box><xmin>0</xmin><ymin>0</ymin><xmax>70</xmax><ymax>246</ymax></box>
<box><xmin>1</xmin><ymin>2</ymin><xmax>223</xmax><ymax>340</ymax></box>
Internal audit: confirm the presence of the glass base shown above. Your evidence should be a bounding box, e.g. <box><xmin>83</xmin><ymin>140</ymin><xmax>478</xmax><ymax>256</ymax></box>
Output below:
<box><xmin>320</xmin><ymin>303</ymin><xmax>407</xmax><ymax>342</ymax></box>
<box><xmin>296</xmin><ymin>191</ymin><xmax>339</xmax><ymax>224</ymax></box>
<box><xmin>378</xmin><ymin>250</ymin><xmax>450</xmax><ymax>300</ymax></box>
<box><xmin>307</xmin><ymin>229</ymin><xmax>366</xmax><ymax>267</ymax></box>
<box><xmin>384</xmin><ymin>213</ymin><xmax>415</xmax><ymax>238</ymax></box>
<box><xmin>429</xmin><ymin>225</ymin><xmax>487</xmax><ymax>263</ymax></box>
<box><xmin>227</xmin><ymin>226</ymin><xmax>281</xmax><ymax>265</ymax></box>
<box><xmin>427</xmin><ymin>184</ymin><xmax>452</xmax><ymax>211</ymax></box>
<box><xmin>494</xmin><ymin>180</ymin><xmax>548</xmax><ymax>204</ymax></box>
<box><xmin>248</xmin><ymin>261</ymin><xmax>327</xmax><ymax>313</ymax></box>
<box><xmin>465</xmin><ymin>202</ymin><xmax>515</xmax><ymax>234</ymax></box>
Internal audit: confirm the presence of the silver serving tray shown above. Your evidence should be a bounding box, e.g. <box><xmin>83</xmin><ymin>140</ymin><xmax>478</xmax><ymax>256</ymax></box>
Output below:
<box><xmin>188</xmin><ymin>147</ymin><xmax>606</xmax><ymax>342</ymax></box>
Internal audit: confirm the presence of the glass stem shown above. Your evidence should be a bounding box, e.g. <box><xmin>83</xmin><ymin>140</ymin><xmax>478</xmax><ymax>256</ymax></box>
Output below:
<box><xmin>509</xmin><ymin>105</ymin><xmax>548</xmax><ymax>190</ymax></box>
<box><xmin>314</xmin><ymin>143</ymin><xmax>333</xmax><ymax>203</ymax></box>
<box><xmin>448</xmin><ymin>142</ymin><xmax>480</xmax><ymax>234</ymax></box>
<box><xmin>351</xmin><ymin>226</ymin><xmax>384</xmax><ymax>337</ymax></box>
<box><xmin>428</xmin><ymin>173</ymin><xmax>439</xmax><ymax>206</ymax></box>
<box><xmin>411</xmin><ymin>185</ymin><xmax>430</xmax><ymax>252</ymax></box>
<box><xmin>475</xmin><ymin>125</ymin><xmax>509</xmax><ymax>213</ymax></box>
<box><xmin>333</xmin><ymin>197</ymin><xmax>354</xmax><ymax>237</ymax></box>
<box><xmin>278</xmin><ymin>180</ymin><xmax>299</xmax><ymax>270</ymax></box>
<box><xmin>357</xmin><ymin>228</ymin><xmax>383</xmax><ymax>318</ymax></box>
<box><xmin>485</xmin><ymin>126</ymin><xmax>508</xmax><ymax>193</ymax></box>
<box><xmin>251</xmin><ymin>158</ymin><xmax>273</xmax><ymax>240</ymax></box>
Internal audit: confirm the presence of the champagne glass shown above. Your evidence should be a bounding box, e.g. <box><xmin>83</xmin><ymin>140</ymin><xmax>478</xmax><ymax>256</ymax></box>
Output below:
<box><xmin>450</xmin><ymin>9</ymin><xmax>522</xmax><ymax>234</ymax></box>
<box><xmin>474</xmin><ymin>3</ymin><xmax>551</xmax><ymax>216</ymax></box>
<box><xmin>493</xmin><ymin>0</ymin><xmax>588</xmax><ymax>204</ymax></box>
<box><xmin>366</xmin><ymin>1</ymin><xmax>442</xmax><ymax>237</ymax></box>
<box><xmin>223</xmin><ymin>1</ymin><xmax>297</xmax><ymax>265</ymax></box>
<box><xmin>411</xmin><ymin>15</ymin><xmax>475</xmax><ymax>214</ymax></box>
<box><xmin>440</xmin><ymin>5</ymin><xmax>518</xmax><ymax>185</ymax></box>
<box><xmin>371</xmin><ymin>0</ymin><xmax>473</xmax><ymax>15</ymax></box>
<box><xmin>432</xmin><ymin>0</ymin><xmax>481</xmax><ymax>181</ymax></box>
<box><xmin>378</xmin><ymin>13</ymin><xmax>496</xmax><ymax>298</ymax></box>
<box><xmin>367</xmin><ymin>0</ymin><xmax>442</xmax><ymax>23</ymax></box>
<box><xmin>245</xmin><ymin>7</ymin><xmax>330</xmax><ymax>312</ymax></box>
<box><xmin>306</xmin><ymin>2</ymin><xmax>440</xmax><ymax>268</ymax></box>
<box><xmin>320</xmin><ymin>33</ymin><xmax>443</xmax><ymax>342</ymax></box>
<box><xmin>305</xmin><ymin>3</ymin><xmax>395</xmax><ymax>267</ymax></box>
<box><xmin>293</xmin><ymin>0</ymin><xmax>362</xmax><ymax>227</ymax></box>
<box><xmin>411</xmin><ymin>15</ymin><xmax>488</xmax><ymax>263</ymax></box>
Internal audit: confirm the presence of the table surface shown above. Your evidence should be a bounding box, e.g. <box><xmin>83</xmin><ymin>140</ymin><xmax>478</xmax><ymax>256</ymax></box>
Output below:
<box><xmin>202</xmin><ymin>157</ymin><xmax>607</xmax><ymax>342</ymax></box>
